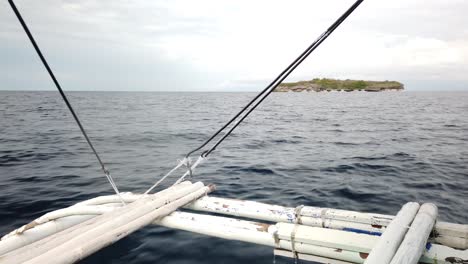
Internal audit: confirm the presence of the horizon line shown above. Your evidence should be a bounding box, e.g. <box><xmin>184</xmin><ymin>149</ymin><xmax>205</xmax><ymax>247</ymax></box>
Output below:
<box><xmin>1</xmin><ymin>89</ymin><xmax>468</xmax><ymax>93</ymax></box>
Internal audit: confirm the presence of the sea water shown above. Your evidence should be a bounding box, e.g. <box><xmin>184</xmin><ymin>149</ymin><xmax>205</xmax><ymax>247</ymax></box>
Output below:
<box><xmin>0</xmin><ymin>91</ymin><xmax>467</xmax><ymax>263</ymax></box>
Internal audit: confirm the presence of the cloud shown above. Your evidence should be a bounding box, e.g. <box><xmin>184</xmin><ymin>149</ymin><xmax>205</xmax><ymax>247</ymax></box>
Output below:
<box><xmin>1</xmin><ymin>0</ymin><xmax>467</xmax><ymax>91</ymax></box>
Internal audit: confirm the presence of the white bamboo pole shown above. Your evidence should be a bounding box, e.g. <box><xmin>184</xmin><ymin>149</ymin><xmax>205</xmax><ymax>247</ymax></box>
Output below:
<box><xmin>76</xmin><ymin>182</ymin><xmax>193</xmax><ymax>206</ymax></box>
<box><xmin>275</xmin><ymin>222</ymin><xmax>378</xmax><ymax>253</ymax></box>
<box><xmin>419</xmin><ymin>243</ymin><xmax>468</xmax><ymax>263</ymax></box>
<box><xmin>365</xmin><ymin>202</ymin><xmax>420</xmax><ymax>264</ymax></box>
<box><xmin>0</xmin><ymin>215</ymin><xmax>94</xmax><ymax>256</ymax></box>
<box><xmin>434</xmin><ymin>221</ymin><xmax>468</xmax><ymax>239</ymax></box>
<box><xmin>1</xmin><ymin>194</ymin><xmax>466</xmax><ymax>256</ymax></box>
<box><xmin>185</xmin><ymin>196</ymin><xmax>467</xmax><ymax>248</ymax></box>
<box><xmin>274</xmin><ymin>249</ymin><xmax>355</xmax><ymax>264</ymax></box>
<box><xmin>276</xmin><ymin>240</ymin><xmax>369</xmax><ymax>263</ymax></box>
<box><xmin>66</xmin><ymin>193</ymin><xmax>468</xmax><ymax>244</ymax></box>
<box><xmin>0</xmin><ymin>183</ymin><xmax>192</xmax><ymax>256</ymax></box>
<box><xmin>2</xmin><ymin>181</ymin><xmax>192</xmax><ymax>240</ymax></box>
<box><xmin>157</xmin><ymin>210</ymin><xmax>274</xmax><ymax>246</ymax></box>
<box><xmin>156</xmin><ymin>211</ymin><xmax>468</xmax><ymax>264</ymax></box>
<box><xmin>1</xmin><ymin>206</ymin><xmax>466</xmax><ymax>264</ymax></box>
<box><xmin>390</xmin><ymin>203</ymin><xmax>438</xmax><ymax>264</ymax></box>
<box><xmin>186</xmin><ymin>196</ymin><xmax>387</xmax><ymax>235</ymax></box>
<box><xmin>0</xmin><ymin>182</ymin><xmax>203</xmax><ymax>264</ymax></box>
<box><xmin>300</xmin><ymin>206</ymin><xmax>393</xmax><ymax>226</ymax></box>
<box><xmin>25</xmin><ymin>184</ymin><xmax>215</xmax><ymax>264</ymax></box>
<box><xmin>74</xmin><ymin>192</ymin><xmax>141</xmax><ymax>206</ymax></box>
<box><xmin>434</xmin><ymin>235</ymin><xmax>468</xmax><ymax>250</ymax></box>
<box><xmin>63</xmin><ymin>193</ymin><xmax>468</xmax><ymax>244</ymax></box>
<box><xmin>156</xmin><ymin>211</ymin><xmax>371</xmax><ymax>263</ymax></box>
<box><xmin>305</xmin><ymin>218</ymin><xmax>385</xmax><ymax>235</ymax></box>
<box><xmin>8</xmin><ymin>205</ymin><xmax>117</xmax><ymax>235</ymax></box>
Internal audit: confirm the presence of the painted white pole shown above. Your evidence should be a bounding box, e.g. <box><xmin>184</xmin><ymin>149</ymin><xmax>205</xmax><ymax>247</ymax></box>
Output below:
<box><xmin>0</xmin><ymin>182</ymin><xmax>205</xmax><ymax>263</ymax></box>
<box><xmin>1</xmin><ymin>194</ymin><xmax>466</xmax><ymax>256</ymax></box>
<box><xmin>276</xmin><ymin>241</ymin><xmax>368</xmax><ymax>263</ymax></box>
<box><xmin>275</xmin><ymin>222</ymin><xmax>378</xmax><ymax>253</ymax></box>
<box><xmin>0</xmin><ymin>215</ymin><xmax>95</xmax><ymax>256</ymax></box>
<box><xmin>274</xmin><ymin>249</ymin><xmax>355</xmax><ymax>264</ymax></box>
<box><xmin>10</xmin><ymin>205</ymin><xmax>117</xmax><ymax>235</ymax></box>
<box><xmin>419</xmin><ymin>243</ymin><xmax>468</xmax><ymax>263</ymax></box>
<box><xmin>156</xmin><ymin>211</ymin><xmax>467</xmax><ymax>264</ymax></box>
<box><xmin>75</xmin><ymin>181</ymin><xmax>193</xmax><ymax>207</ymax></box>
<box><xmin>47</xmin><ymin>193</ymin><xmax>467</xmax><ymax>246</ymax></box>
<box><xmin>156</xmin><ymin>211</ymin><xmax>372</xmax><ymax>263</ymax></box>
<box><xmin>365</xmin><ymin>202</ymin><xmax>420</xmax><ymax>264</ymax></box>
<box><xmin>0</xmin><ymin>183</ymin><xmax>193</xmax><ymax>256</ymax></box>
<box><xmin>25</xmin><ymin>185</ymin><xmax>215</xmax><ymax>264</ymax></box>
<box><xmin>35</xmin><ymin>192</ymin><xmax>467</xmax><ymax>244</ymax></box>
<box><xmin>1</xmin><ymin>205</ymin><xmax>466</xmax><ymax>264</ymax></box>
<box><xmin>185</xmin><ymin>196</ymin><xmax>467</xmax><ymax>246</ymax></box>
<box><xmin>390</xmin><ymin>203</ymin><xmax>438</xmax><ymax>264</ymax></box>
<box><xmin>157</xmin><ymin>211</ymin><xmax>275</xmax><ymax>246</ymax></box>
<box><xmin>434</xmin><ymin>221</ymin><xmax>468</xmax><ymax>240</ymax></box>
<box><xmin>434</xmin><ymin>235</ymin><xmax>468</xmax><ymax>250</ymax></box>
<box><xmin>300</xmin><ymin>206</ymin><xmax>393</xmax><ymax>226</ymax></box>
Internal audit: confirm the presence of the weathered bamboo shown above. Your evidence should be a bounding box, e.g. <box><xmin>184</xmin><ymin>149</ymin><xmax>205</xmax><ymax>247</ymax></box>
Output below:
<box><xmin>1</xmin><ymin>204</ymin><xmax>466</xmax><ymax>264</ymax></box>
<box><xmin>434</xmin><ymin>221</ymin><xmax>468</xmax><ymax>239</ymax></box>
<box><xmin>435</xmin><ymin>235</ymin><xmax>468</xmax><ymax>250</ymax></box>
<box><xmin>276</xmin><ymin>222</ymin><xmax>378</xmax><ymax>253</ymax></box>
<box><xmin>75</xmin><ymin>181</ymin><xmax>193</xmax><ymax>207</ymax></box>
<box><xmin>300</xmin><ymin>206</ymin><xmax>393</xmax><ymax>226</ymax></box>
<box><xmin>156</xmin><ymin>211</ymin><xmax>374</xmax><ymax>263</ymax></box>
<box><xmin>274</xmin><ymin>249</ymin><xmax>354</xmax><ymax>264</ymax></box>
<box><xmin>156</xmin><ymin>211</ymin><xmax>468</xmax><ymax>264</ymax></box>
<box><xmin>276</xmin><ymin>240</ymin><xmax>371</xmax><ymax>263</ymax></box>
<box><xmin>35</xmin><ymin>193</ymin><xmax>466</xmax><ymax>245</ymax></box>
<box><xmin>157</xmin><ymin>211</ymin><xmax>274</xmax><ymax>246</ymax></box>
<box><xmin>0</xmin><ymin>182</ymin><xmax>205</xmax><ymax>264</ymax></box>
<box><xmin>390</xmin><ymin>203</ymin><xmax>438</xmax><ymax>264</ymax></box>
<box><xmin>11</xmin><ymin>205</ymin><xmax>116</xmax><ymax>234</ymax></box>
<box><xmin>2</xmin><ymin>193</ymin><xmax>465</xmax><ymax>257</ymax></box>
<box><xmin>365</xmin><ymin>202</ymin><xmax>420</xmax><ymax>264</ymax></box>
<box><xmin>185</xmin><ymin>196</ymin><xmax>467</xmax><ymax>248</ymax></box>
<box><xmin>25</xmin><ymin>184</ymin><xmax>215</xmax><ymax>264</ymax></box>
<box><xmin>0</xmin><ymin>184</ymin><xmax>194</xmax><ymax>255</ymax></box>
<box><xmin>419</xmin><ymin>243</ymin><xmax>468</xmax><ymax>263</ymax></box>
<box><xmin>0</xmin><ymin>215</ymin><xmax>93</xmax><ymax>256</ymax></box>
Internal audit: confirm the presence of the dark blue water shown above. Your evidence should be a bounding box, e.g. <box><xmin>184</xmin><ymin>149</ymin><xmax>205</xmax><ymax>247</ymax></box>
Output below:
<box><xmin>0</xmin><ymin>91</ymin><xmax>467</xmax><ymax>263</ymax></box>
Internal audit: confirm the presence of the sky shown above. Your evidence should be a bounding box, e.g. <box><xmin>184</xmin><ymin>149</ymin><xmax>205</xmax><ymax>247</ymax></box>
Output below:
<box><xmin>1</xmin><ymin>0</ymin><xmax>468</xmax><ymax>91</ymax></box>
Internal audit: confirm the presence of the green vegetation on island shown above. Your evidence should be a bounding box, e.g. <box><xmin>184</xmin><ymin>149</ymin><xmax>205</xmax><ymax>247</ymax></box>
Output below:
<box><xmin>275</xmin><ymin>78</ymin><xmax>404</xmax><ymax>92</ymax></box>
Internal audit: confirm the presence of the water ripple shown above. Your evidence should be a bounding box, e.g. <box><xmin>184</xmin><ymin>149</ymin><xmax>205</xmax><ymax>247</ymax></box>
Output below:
<box><xmin>0</xmin><ymin>91</ymin><xmax>467</xmax><ymax>264</ymax></box>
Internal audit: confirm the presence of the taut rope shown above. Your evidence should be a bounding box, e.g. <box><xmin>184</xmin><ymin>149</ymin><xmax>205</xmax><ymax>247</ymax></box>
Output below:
<box><xmin>7</xmin><ymin>0</ymin><xmax>364</xmax><ymax>195</ymax></box>
<box><xmin>8</xmin><ymin>0</ymin><xmax>125</xmax><ymax>204</ymax></box>
<box><xmin>146</xmin><ymin>0</ymin><xmax>364</xmax><ymax>193</ymax></box>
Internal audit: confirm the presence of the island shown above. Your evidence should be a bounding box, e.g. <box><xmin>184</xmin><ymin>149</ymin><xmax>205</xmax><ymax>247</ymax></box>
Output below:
<box><xmin>274</xmin><ymin>78</ymin><xmax>404</xmax><ymax>92</ymax></box>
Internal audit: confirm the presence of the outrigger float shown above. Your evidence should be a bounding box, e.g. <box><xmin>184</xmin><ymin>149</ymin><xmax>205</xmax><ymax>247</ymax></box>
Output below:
<box><xmin>0</xmin><ymin>181</ymin><xmax>467</xmax><ymax>263</ymax></box>
<box><xmin>4</xmin><ymin>0</ymin><xmax>467</xmax><ymax>263</ymax></box>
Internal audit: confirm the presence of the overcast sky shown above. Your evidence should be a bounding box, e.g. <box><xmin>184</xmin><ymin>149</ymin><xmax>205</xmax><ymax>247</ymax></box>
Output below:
<box><xmin>1</xmin><ymin>0</ymin><xmax>467</xmax><ymax>91</ymax></box>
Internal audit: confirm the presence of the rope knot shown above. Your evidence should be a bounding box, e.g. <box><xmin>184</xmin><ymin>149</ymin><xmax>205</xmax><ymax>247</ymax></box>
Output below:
<box><xmin>183</xmin><ymin>157</ymin><xmax>193</xmax><ymax>179</ymax></box>
<box><xmin>103</xmin><ymin>167</ymin><xmax>110</xmax><ymax>176</ymax></box>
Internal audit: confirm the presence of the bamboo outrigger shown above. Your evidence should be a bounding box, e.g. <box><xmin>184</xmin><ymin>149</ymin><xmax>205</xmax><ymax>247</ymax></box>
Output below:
<box><xmin>4</xmin><ymin>0</ymin><xmax>467</xmax><ymax>263</ymax></box>
<box><xmin>0</xmin><ymin>181</ymin><xmax>467</xmax><ymax>264</ymax></box>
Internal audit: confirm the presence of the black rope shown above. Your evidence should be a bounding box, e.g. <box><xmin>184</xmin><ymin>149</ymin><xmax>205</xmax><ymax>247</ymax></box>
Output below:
<box><xmin>187</xmin><ymin>0</ymin><xmax>364</xmax><ymax>159</ymax></box>
<box><xmin>8</xmin><ymin>0</ymin><xmax>123</xmax><ymax>196</ymax></box>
